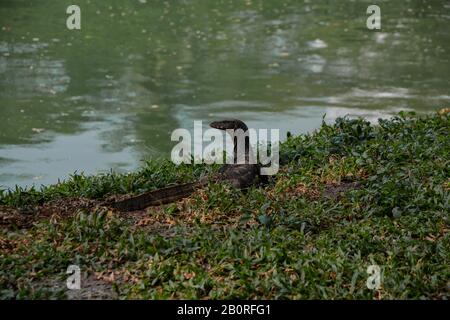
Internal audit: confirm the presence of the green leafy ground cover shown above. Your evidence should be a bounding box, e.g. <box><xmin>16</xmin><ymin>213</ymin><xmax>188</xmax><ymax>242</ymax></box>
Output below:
<box><xmin>0</xmin><ymin>111</ymin><xmax>448</xmax><ymax>299</ymax></box>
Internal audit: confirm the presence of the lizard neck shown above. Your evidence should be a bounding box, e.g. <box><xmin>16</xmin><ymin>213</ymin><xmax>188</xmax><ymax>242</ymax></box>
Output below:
<box><xmin>210</xmin><ymin>119</ymin><xmax>255</xmax><ymax>165</ymax></box>
<box><xmin>232</xmin><ymin>135</ymin><xmax>251</xmax><ymax>164</ymax></box>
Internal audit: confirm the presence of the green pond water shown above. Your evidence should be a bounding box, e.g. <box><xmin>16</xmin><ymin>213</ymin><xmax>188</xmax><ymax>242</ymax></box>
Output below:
<box><xmin>0</xmin><ymin>0</ymin><xmax>449</xmax><ymax>189</ymax></box>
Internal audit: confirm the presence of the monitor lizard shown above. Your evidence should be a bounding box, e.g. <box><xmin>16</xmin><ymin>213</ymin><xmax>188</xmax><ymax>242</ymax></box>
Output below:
<box><xmin>108</xmin><ymin>119</ymin><xmax>266</xmax><ymax>212</ymax></box>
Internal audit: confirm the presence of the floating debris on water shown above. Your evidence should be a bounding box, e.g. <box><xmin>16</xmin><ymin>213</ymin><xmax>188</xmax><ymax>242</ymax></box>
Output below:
<box><xmin>308</xmin><ymin>39</ymin><xmax>328</xmax><ymax>49</ymax></box>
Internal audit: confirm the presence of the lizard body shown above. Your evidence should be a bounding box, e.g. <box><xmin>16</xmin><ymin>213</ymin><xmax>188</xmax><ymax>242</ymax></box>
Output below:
<box><xmin>109</xmin><ymin>119</ymin><xmax>263</xmax><ymax>211</ymax></box>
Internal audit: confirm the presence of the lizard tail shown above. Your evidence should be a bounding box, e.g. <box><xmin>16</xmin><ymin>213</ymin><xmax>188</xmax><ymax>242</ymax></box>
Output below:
<box><xmin>109</xmin><ymin>179</ymin><xmax>208</xmax><ymax>212</ymax></box>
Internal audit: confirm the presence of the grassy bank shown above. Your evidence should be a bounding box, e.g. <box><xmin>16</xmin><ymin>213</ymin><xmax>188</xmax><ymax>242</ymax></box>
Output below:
<box><xmin>1</xmin><ymin>111</ymin><xmax>449</xmax><ymax>299</ymax></box>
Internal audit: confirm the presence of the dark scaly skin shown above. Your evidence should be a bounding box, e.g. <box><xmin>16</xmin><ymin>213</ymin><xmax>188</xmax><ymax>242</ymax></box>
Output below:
<box><xmin>109</xmin><ymin>119</ymin><xmax>262</xmax><ymax>211</ymax></box>
<box><xmin>109</xmin><ymin>180</ymin><xmax>208</xmax><ymax>212</ymax></box>
<box><xmin>209</xmin><ymin>119</ymin><xmax>260</xmax><ymax>189</ymax></box>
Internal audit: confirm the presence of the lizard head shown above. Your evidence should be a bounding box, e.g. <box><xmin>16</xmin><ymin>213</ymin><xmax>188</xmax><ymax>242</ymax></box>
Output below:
<box><xmin>210</xmin><ymin>119</ymin><xmax>248</xmax><ymax>132</ymax></box>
